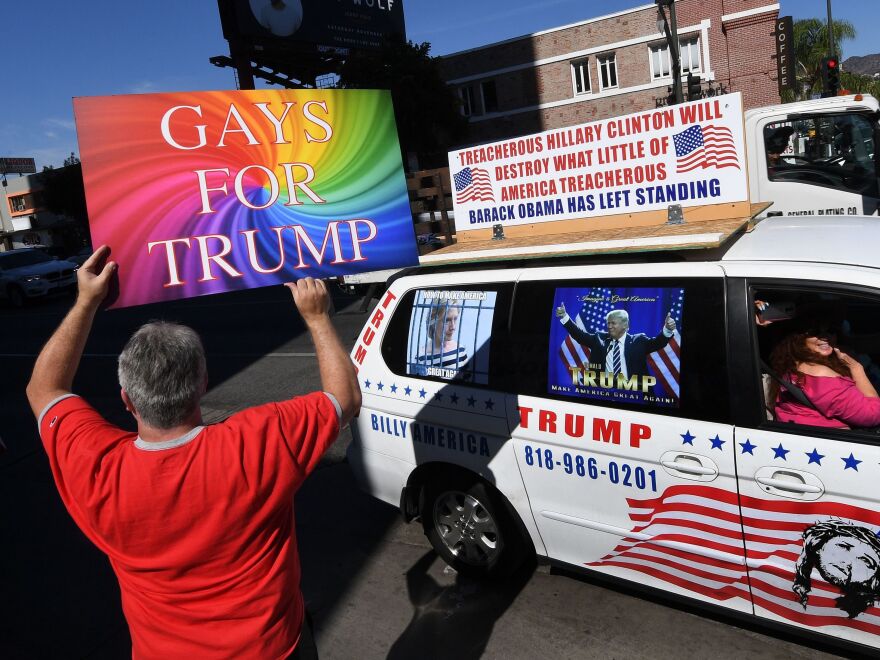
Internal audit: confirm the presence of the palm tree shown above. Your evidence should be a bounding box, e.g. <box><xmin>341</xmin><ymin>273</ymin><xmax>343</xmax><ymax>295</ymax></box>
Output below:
<box><xmin>793</xmin><ymin>18</ymin><xmax>856</xmax><ymax>98</ymax></box>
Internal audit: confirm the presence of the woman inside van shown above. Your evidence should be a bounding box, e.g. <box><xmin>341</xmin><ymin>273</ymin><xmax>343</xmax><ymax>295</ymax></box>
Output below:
<box><xmin>769</xmin><ymin>323</ymin><xmax>880</xmax><ymax>429</ymax></box>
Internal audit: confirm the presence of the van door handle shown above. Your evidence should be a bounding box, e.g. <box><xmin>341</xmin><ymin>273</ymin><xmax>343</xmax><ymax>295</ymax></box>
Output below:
<box><xmin>756</xmin><ymin>476</ymin><xmax>822</xmax><ymax>494</ymax></box>
<box><xmin>660</xmin><ymin>460</ymin><xmax>716</xmax><ymax>476</ymax></box>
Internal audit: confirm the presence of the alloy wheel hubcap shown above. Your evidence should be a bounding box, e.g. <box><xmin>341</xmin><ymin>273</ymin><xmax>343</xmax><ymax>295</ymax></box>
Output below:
<box><xmin>434</xmin><ymin>490</ymin><xmax>500</xmax><ymax>566</ymax></box>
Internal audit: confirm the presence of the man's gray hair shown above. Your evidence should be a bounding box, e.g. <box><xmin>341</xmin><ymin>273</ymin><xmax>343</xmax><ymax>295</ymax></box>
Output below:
<box><xmin>606</xmin><ymin>309</ymin><xmax>629</xmax><ymax>325</ymax></box>
<box><xmin>118</xmin><ymin>322</ymin><xmax>207</xmax><ymax>429</ymax></box>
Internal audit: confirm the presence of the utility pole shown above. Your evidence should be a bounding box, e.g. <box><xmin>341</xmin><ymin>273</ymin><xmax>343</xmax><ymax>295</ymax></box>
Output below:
<box><xmin>656</xmin><ymin>0</ymin><xmax>682</xmax><ymax>104</ymax></box>
<box><xmin>826</xmin><ymin>0</ymin><xmax>835</xmax><ymax>58</ymax></box>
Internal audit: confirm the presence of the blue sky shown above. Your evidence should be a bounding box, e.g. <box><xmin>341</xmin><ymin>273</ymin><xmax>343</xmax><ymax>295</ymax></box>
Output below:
<box><xmin>2</xmin><ymin>1</ymin><xmax>876</xmax><ymax>170</ymax></box>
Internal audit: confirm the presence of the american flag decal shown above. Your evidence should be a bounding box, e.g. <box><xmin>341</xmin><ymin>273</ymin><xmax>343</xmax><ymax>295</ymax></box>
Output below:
<box><xmin>672</xmin><ymin>124</ymin><xmax>740</xmax><ymax>173</ymax></box>
<box><xmin>589</xmin><ymin>484</ymin><xmax>880</xmax><ymax>633</ymax></box>
<box><xmin>453</xmin><ymin>167</ymin><xmax>494</xmax><ymax>203</ymax></box>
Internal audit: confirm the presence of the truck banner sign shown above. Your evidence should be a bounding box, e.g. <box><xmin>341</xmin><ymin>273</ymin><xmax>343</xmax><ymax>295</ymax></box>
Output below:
<box><xmin>448</xmin><ymin>93</ymin><xmax>748</xmax><ymax>233</ymax></box>
<box><xmin>74</xmin><ymin>89</ymin><xmax>418</xmax><ymax>308</ymax></box>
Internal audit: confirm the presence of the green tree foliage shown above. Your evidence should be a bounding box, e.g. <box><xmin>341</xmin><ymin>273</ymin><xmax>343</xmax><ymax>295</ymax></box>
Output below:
<box><xmin>337</xmin><ymin>40</ymin><xmax>467</xmax><ymax>169</ymax></box>
<box><xmin>840</xmin><ymin>70</ymin><xmax>880</xmax><ymax>98</ymax></box>
<box><xmin>793</xmin><ymin>18</ymin><xmax>855</xmax><ymax>98</ymax></box>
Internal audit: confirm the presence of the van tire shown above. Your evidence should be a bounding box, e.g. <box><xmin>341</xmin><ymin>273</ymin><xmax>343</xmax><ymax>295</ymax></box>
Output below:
<box><xmin>420</xmin><ymin>474</ymin><xmax>530</xmax><ymax>580</ymax></box>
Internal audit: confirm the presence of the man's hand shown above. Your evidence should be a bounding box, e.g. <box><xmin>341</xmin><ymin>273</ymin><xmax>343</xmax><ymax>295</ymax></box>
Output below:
<box><xmin>555</xmin><ymin>302</ymin><xmax>567</xmax><ymax>319</ymax></box>
<box><xmin>284</xmin><ymin>278</ymin><xmax>361</xmax><ymax>427</ymax></box>
<box><xmin>77</xmin><ymin>245</ymin><xmax>116</xmax><ymax>307</ymax></box>
<box><xmin>285</xmin><ymin>278</ymin><xmax>330</xmax><ymax>324</ymax></box>
<box><xmin>27</xmin><ymin>248</ymin><xmax>114</xmax><ymax>417</ymax></box>
<box><xmin>664</xmin><ymin>312</ymin><xmax>677</xmax><ymax>333</ymax></box>
<box><xmin>835</xmin><ymin>348</ymin><xmax>865</xmax><ymax>375</ymax></box>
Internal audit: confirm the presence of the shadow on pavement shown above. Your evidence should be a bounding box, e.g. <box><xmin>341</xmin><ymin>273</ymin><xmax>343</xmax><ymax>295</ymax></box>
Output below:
<box><xmin>387</xmin><ymin>551</ymin><xmax>535</xmax><ymax>660</ymax></box>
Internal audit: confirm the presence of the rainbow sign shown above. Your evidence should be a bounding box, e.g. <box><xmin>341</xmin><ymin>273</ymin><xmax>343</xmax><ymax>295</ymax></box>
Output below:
<box><xmin>74</xmin><ymin>89</ymin><xmax>418</xmax><ymax>308</ymax></box>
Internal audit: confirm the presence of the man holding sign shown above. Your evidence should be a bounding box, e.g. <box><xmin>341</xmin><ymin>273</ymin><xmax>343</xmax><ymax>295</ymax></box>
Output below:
<box><xmin>26</xmin><ymin>246</ymin><xmax>360</xmax><ymax>659</ymax></box>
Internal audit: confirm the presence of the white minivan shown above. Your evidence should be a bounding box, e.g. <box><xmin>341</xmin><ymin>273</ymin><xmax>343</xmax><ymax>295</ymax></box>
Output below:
<box><xmin>347</xmin><ymin>215</ymin><xmax>880</xmax><ymax>652</ymax></box>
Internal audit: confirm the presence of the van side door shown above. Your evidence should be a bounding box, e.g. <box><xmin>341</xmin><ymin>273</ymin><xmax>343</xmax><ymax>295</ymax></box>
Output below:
<box><xmin>508</xmin><ymin>263</ymin><xmax>751</xmax><ymax>612</ymax></box>
<box><xmin>727</xmin><ymin>271</ymin><xmax>880</xmax><ymax>649</ymax></box>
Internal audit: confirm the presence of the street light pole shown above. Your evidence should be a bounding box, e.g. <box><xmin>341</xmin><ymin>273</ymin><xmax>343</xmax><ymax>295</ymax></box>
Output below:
<box><xmin>657</xmin><ymin>0</ymin><xmax>682</xmax><ymax>104</ymax></box>
<box><xmin>826</xmin><ymin>0</ymin><xmax>835</xmax><ymax>57</ymax></box>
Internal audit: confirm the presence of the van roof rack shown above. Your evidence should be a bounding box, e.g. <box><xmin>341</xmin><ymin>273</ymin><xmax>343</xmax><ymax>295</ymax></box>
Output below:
<box><xmin>416</xmin><ymin>202</ymin><xmax>771</xmax><ymax>268</ymax></box>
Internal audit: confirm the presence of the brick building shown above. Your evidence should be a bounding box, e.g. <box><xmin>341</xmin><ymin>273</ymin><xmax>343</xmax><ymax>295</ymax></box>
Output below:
<box><xmin>439</xmin><ymin>1</ymin><xmax>781</xmax><ymax>145</ymax></box>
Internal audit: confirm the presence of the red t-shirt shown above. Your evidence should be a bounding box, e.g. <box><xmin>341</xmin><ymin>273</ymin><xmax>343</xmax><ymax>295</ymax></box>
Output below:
<box><xmin>39</xmin><ymin>392</ymin><xmax>340</xmax><ymax>660</ymax></box>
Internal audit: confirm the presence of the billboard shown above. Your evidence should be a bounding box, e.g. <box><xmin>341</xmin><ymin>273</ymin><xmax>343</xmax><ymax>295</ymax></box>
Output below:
<box><xmin>0</xmin><ymin>157</ymin><xmax>37</xmax><ymax>175</ymax></box>
<box><xmin>448</xmin><ymin>93</ymin><xmax>749</xmax><ymax>234</ymax></box>
<box><xmin>73</xmin><ymin>89</ymin><xmax>418</xmax><ymax>309</ymax></box>
<box><xmin>218</xmin><ymin>0</ymin><xmax>406</xmax><ymax>52</ymax></box>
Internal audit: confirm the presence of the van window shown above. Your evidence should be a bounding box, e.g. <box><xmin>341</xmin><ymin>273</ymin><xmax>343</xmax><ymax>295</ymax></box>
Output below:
<box><xmin>763</xmin><ymin>114</ymin><xmax>878</xmax><ymax>197</ymax></box>
<box><xmin>753</xmin><ymin>285</ymin><xmax>880</xmax><ymax>435</ymax></box>
<box><xmin>511</xmin><ymin>278</ymin><xmax>729</xmax><ymax>422</ymax></box>
<box><xmin>382</xmin><ymin>283</ymin><xmax>513</xmax><ymax>389</ymax></box>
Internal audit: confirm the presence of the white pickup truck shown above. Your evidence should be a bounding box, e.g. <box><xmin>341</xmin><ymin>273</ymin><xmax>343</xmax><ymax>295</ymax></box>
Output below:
<box><xmin>746</xmin><ymin>94</ymin><xmax>879</xmax><ymax>218</ymax></box>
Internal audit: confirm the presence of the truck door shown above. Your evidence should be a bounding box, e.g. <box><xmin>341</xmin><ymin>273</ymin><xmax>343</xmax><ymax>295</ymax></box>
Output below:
<box><xmin>755</xmin><ymin>113</ymin><xmax>879</xmax><ymax>217</ymax></box>
<box><xmin>508</xmin><ymin>264</ymin><xmax>752</xmax><ymax>613</ymax></box>
<box><xmin>728</xmin><ymin>275</ymin><xmax>880</xmax><ymax>649</ymax></box>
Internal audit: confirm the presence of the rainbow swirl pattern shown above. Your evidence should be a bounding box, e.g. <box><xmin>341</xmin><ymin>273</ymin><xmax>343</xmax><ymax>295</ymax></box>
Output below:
<box><xmin>73</xmin><ymin>89</ymin><xmax>418</xmax><ymax>308</ymax></box>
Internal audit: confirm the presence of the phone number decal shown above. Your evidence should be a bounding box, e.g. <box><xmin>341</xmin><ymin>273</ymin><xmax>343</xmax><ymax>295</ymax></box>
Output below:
<box><xmin>523</xmin><ymin>445</ymin><xmax>657</xmax><ymax>492</ymax></box>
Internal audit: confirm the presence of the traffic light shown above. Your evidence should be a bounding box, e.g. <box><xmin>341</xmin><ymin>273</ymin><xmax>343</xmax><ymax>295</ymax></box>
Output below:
<box><xmin>821</xmin><ymin>56</ymin><xmax>840</xmax><ymax>96</ymax></box>
<box><xmin>686</xmin><ymin>73</ymin><xmax>701</xmax><ymax>101</ymax></box>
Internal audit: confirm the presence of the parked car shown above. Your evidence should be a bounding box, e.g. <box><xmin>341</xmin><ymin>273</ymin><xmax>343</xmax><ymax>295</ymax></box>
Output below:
<box><xmin>0</xmin><ymin>248</ymin><xmax>79</xmax><ymax>307</ymax></box>
<box><xmin>66</xmin><ymin>247</ymin><xmax>93</xmax><ymax>267</ymax></box>
<box><xmin>347</xmin><ymin>214</ymin><xmax>880</xmax><ymax>654</ymax></box>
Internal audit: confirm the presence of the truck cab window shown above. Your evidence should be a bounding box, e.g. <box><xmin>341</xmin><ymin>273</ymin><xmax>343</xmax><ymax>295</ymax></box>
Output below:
<box><xmin>763</xmin><ymin>114</ymin><xmax>878</xmax><ymax>197</ymax></box>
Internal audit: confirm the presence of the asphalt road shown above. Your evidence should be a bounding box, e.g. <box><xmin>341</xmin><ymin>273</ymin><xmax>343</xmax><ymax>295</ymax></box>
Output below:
<box><xmin>0</xmin><ymin>287</ymin><xmax>851</xmax><ymax>659</ymax></box>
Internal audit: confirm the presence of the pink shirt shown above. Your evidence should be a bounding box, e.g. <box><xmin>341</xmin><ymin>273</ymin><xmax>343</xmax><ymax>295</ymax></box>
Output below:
<box><xmin>775</xmin><ymin>373</ymin><xmax>880</xmax><ymax>428</ymax></box>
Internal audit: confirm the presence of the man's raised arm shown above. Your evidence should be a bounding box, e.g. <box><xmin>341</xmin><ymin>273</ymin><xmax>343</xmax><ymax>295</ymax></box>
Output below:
<box><xmin>26</xmin><ymin>246</ymin><xmax>117</xmax><ymax>418</ymax></box>
<box><xmin>286</xmin><ymin>278</ymin><xmax>361</xmax><ymax>427</ymax></box>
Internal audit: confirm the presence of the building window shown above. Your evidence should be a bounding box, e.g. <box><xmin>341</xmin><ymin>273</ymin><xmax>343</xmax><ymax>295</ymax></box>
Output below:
<box><xmin>10</xmin><ymin>196</ymin><xmax>27</xmax><ymax>213</ymax></box>
<box><xmin>458</xmin><ymin>85</ymin><xmax>476</xmax><ymax>116</ymax></box>
<box><xmin>571</xmin><ymin>59</ymin><xmax>592</xmax><ymax>95</ymax></box>
<box><xmin>680</xmin><ymin>37</ymin><xmax>701</xmax><ymax>74</ymax></box>
<box><xmin>650</xmin><ymin>43</ymin><xmax>672</xmax><ymax>80</ymax></box>
<box><xmin>598</xmin><ymin>54</ymin><xmax>618</xmax><ymax>90</ymax></box>
<box><xmin>650</xmin><ymin>38</ymin><xmax>701</xmax><ymax>80</ymax></box>
<box><xmin>481</xmin><ymin>80</ymin><xmax>499</xmax><ymax>114</ymax></box>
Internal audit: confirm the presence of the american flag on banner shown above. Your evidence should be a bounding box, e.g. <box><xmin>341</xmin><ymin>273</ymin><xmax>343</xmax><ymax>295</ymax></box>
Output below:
<box><xmin>647</xmin><ymin>288</ymin><xmax>683</xmax><ymax>400</ymax></box>
<box><xmin>558</xmin><ymin>287</ymin><xmax>682</xmax><ymax>400</ymax></box>
<box><xmin>453</xmin><ymin>167</ymin><xmax>494</xmax><ymax>203</ymax></box>
<box><xmin>588</xmin><ymin>484</ymin><xmax>880</xmax><ymax>633</ymax></box>
<box><xmin>672</xmin><ymin>124</ymin><xmax>740</xmax><ymax>173</ymax></box>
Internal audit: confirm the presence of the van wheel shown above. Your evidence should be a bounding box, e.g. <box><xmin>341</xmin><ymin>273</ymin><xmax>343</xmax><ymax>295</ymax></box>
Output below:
<box><xmin>8</xmin><ymin>285</ymin><xmax>25</xmax><ymax>308</ymax></box>
<box><xmin>421</xmin><ymin>475</ymin><xmax>530</xmax><ymax>579</ymax></box>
